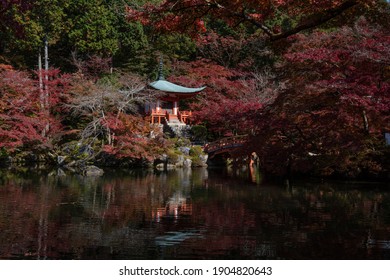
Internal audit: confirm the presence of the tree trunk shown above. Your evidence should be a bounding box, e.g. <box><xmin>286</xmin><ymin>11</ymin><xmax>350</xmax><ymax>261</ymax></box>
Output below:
<box><xmin>363</xmin><ymin>110</ymin><xmax>369</xmax><ymax>134</ymax></box>
<box><xmin>38</xmin><ymin>49</ymin><xmax>44</xmax><ymax>109</ymax></box>
<box><xmin>44</xmin><ymin>37</ymin><xmax>49</xmax><ymax>109</ymax></box>
<box><xmin>41</xmin><ymin>37</ymin><xmax>50</xmax><ymax>137</ymax></box>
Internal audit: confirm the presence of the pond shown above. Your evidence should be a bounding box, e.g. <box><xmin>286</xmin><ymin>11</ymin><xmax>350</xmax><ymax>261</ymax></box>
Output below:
<box><xmin>0</xmin><ymin>167</ymin><xmax>389</xmax><ymax>260</ymax></box>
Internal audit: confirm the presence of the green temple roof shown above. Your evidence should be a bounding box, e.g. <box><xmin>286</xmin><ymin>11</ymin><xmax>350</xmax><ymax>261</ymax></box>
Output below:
<box><xmin>149</xmin><ymin>79</ymin><xmax>206</xmax><ymax>93</ymax></box>
<box><xmin>149</xmin><ymin>57</ymin><xmax>206</xmax><ymax>94</ymax></box>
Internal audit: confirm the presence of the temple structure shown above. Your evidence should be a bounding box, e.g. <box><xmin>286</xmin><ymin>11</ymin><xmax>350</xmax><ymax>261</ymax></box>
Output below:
<box><xmin>146</xmin><ymin>61</ymin><xmax>206</xmax><ymax>134</ymax></box>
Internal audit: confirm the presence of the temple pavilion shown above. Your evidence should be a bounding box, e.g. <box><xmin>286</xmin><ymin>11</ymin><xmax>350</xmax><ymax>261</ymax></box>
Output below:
<box><xmin>146</xmin><ymin>62</ymin><xmax>206</xmax><ymax>127</ymax></box>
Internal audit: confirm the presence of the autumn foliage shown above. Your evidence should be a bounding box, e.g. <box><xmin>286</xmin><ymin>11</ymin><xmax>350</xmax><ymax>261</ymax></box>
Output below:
<box><xmin>66</xmin><ymin>72</ymin><xmax>168</xmax><ymax>165</ymax></box>
<box><xmin>170</xmin><ymin>59</ymin><xmax>274</xmax><ymax>137</ymax></box>
<box><xmin>126</xmin><ymin>0</ymin><xmax>377</xmax><ymax>40</ymax></box>
<box><xmin>244</xmin><ymin>19</ymin><xmax>390</xmax><ymax>177</ymax></box>
<box><xmin>102</xmin><ymin>114</ymin><xmax>168</xmax><ymax>162</ymax></box>
<box><xmin>0</xmin><ymin>0</ymin><xmax>389</xmax><ymax>178</ymax></box>
<box><xmin>0</xmin><ymin>66</ymin><xmax>51</xmax><ymax>152</ymax></box>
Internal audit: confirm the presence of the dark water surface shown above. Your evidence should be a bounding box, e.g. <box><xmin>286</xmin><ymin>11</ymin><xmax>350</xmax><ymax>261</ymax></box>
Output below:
<box><xmin>0</xmin><ymin>167</ymin><xmax>389</xmax><ymax>260</ymax></box>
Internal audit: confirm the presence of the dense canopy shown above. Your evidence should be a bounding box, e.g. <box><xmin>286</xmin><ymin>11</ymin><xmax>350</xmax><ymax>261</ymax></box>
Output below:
<box><xmin>0</xmin><ymin>0</ymin><xmax>389</xmax><ymax>178</ymax></box>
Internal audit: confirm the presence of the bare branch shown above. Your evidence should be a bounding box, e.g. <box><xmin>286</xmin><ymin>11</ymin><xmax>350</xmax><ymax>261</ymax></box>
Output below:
<box><xmin>239</xmin><ymin>69</ymin><xmax>285</xmax><ymax>104</ymax></box>
<box><xmin>68</xmin><ymin>72</ymin><xmax>161</xmax><ymax>143</ymax></box>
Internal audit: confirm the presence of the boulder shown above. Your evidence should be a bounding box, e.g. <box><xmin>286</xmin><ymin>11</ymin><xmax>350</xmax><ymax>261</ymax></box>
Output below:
<box><xmin>155</xmin><ymin>163</ymin><xmax>165</xmax><ymax>170</ymax></box>
<box><xmin>175</xmin><ymin>155</ymin><xmax>185</xmax><ymax>168</ymax></box>
<box><xmin>82</xmin><ymin>165</ymin><xmax>104</xmax><ymax>176</ymax></box>
<box><xmin>183</xmin><ymin>158</ymin><xmax>192</xmax><ymax>168</ymax></box>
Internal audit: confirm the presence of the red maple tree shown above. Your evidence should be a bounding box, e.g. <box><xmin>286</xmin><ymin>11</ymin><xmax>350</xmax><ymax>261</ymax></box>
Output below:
<box><xmin>247</xmin><ymin>18</ymin><xmax>390</xmax><ymax>177</ymax></box>
<box><xmin>126</xmin><ymin>0</ymin><xmax>377</xmax><ymax>40</ymax></box>
<box><xmin>0</xmin><ymin>66</ymin><xmax>68</xmax><ymax>153</ymax></box>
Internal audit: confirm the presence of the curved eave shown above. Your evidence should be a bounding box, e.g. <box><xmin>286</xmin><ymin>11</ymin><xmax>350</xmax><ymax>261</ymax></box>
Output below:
<box><xmin>149</xmin><ymin>79</ymin><xmax>206</xmax><ymax>93</ymax></box>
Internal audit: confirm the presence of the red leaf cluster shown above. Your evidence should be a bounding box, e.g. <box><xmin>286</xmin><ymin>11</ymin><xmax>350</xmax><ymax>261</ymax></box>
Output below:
<box><xmin>102</xmin><ymin>114</ymin><xmax>168</xmax><ymax>161</ymax></box>
<box><xmin>0</xmin><ymin>66</ymin><xmax>66</xmax><ymax>152</ymax></box>
<box><xmin>126</xmin><ymin>0</ymin><xmax>376</xmax><ymax>39</ymax></box>
<box><xmin>247</xmin><ymin>19</ymin><xmax>390</xmax><ymax>176</ymax></box>
<box><xmin>170</xmin><ymin>59</ymin><xmax>280</xmax><ymax>137</ymax></box>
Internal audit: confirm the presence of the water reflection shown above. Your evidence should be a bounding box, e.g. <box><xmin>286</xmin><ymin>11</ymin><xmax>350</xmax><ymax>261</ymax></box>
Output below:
<box><xmin>0</xmin><ymin>167</ymin><xmax>389</xmax><ymax>259</ymax></box>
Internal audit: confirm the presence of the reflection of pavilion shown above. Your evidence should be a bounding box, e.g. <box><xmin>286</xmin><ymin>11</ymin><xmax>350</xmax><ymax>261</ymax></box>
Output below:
<box><xmin>152</xmin><ymin>192</ymin><xmax>192</xmax><ymax>222</ymax></box>
<box><xmin>145</xmin><ymin>60</ymin><xmax>206</xmax><ymax>135</ymax></box>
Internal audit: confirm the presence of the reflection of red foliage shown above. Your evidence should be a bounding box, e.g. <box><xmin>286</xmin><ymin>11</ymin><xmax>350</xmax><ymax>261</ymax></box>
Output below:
<box><xmin>1</xmin><ymin>172</ymin><xmax>390</xmax><ymax>259</ymax></box>
<box><xmin>0</xmin><ymin>182</ymin><xmax>61</xmax><ymax>259</ymax></box>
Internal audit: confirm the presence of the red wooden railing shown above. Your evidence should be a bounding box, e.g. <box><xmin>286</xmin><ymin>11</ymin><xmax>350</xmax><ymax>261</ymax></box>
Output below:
<box><xmin>178</xmin><ymin>111</ymin><xmax>192</xmax><ymax>124</ymax></box>
<box><xmin>204</xmin><ymin>135</ymin><xmax>247</xmax><ymax>156</ymax></box>
<box><xmin>150</xmin><ymin>108</ymin><xmax>166</xmax><ymax>124</ymax></box>
<box><xmin>149</xmin><ymin>109</ymin><xmax>193</xmax><ymax>124</ymax></box>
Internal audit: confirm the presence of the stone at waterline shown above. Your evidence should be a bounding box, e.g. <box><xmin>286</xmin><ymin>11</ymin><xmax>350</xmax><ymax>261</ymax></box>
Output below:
<box><xmin>166</xmin><ymin>164</ymin><xmax>176</xmax><ymax>170</ymax></box>
<box><xmin>155</xmin><ymin>163</ymin><xmax>165</xmax><ymax>170</ymax></box>
<box><xmin>82</xmin><ymin>165</ymin><xmax>104</xmax><ymax>176</ymax></box>
<box><xmin>175</xmin><ymin>155</ymin><xmax>185</xmax><ymax>168</ymax></box>
<box><xmin>155</xmin><ymin>163</ymin><xmax>177</xmax><ymax>171</ymax></box>
<box><xmin>183</xmin><ymin>158</ymin><xmax>192</xmax><ymax>168</ymax></box>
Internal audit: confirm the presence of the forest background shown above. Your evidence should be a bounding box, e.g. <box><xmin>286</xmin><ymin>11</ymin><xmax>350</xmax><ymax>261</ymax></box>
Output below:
<box><xmin>0</xmin><ymin>0</ymin><xmax>389</xmax><ymax>179</ymax></box>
